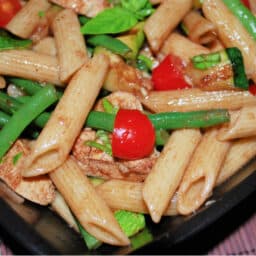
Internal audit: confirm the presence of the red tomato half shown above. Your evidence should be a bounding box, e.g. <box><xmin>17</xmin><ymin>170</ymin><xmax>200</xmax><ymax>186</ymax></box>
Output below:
<box><xmin>152</xmin><ymin>54</ymin><xmax>191</xmax><ymax>91</ymax></box>
<box><xmin>249</xmin><ymin>84</ymin><xmax>256</xmax><ymax>95</ymax></box>
<box><xmin>0</xmin><ymin>0</ymin><xmax>21</xmax><ymax>28</ymax></box>
<box><xmin>112</xmin><ymin>109</ymin><xmax>155</xmax><ymax>160</ymax></box>
<box><xmin>241</xmin><ymin>0</ymin><xmax>250</xmax><ymax>9</ymax></box>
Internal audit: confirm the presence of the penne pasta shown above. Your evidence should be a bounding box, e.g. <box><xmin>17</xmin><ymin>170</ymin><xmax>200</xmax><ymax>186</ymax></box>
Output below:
<box><xmin>6</xmin><ymin>0</ymin><xmax>51</xmax><ymax>39</ymax></box>
<box><xmin>33</xmin><ymin>37</ymin><xmax>57</xmax><ymax>56</ymax></box>
<box><xmin>96</xmin><ymin>179</ymin><xmax>178</xmax><ymax>216</ymax></box>
<box><xmin>52</xmin><ymin>9</ymin><xmax>88</xmax><ymax>83</ymax></box>
<box><xmin>177</xmin><ymin>128</ymin><xmax>231</xmax><ymax>215</ymax></box>
<box><xmin>144</xmin><ymin>0</ymin><xmax>192</xmax><ymax>52</ymax></box>
<box><xmin>51</xmin><ymin>191</ymin><xmax>79</xmax><ymax>232</ymax></box>
<box><xmin>202</xmin><ymin>0</ymin><xmax>256</xmax><ymax>83</ymax></box>
<box><xmin>140</xmin><ymin>88</ymin><xmax>256</xmax><ymax>113</ymax></box>
<box><xmin>217</xmin><ymin>136</ymin><xmax>256</xmax><ymax>185</ymax></box>
<box><xmin>218</xmin><ymin>106</ymin><xmax>256</xmax><ymax>141</ymax></box>
<box><xmin>159</xmin><ymin>32</ymin><xmax>210</xmax><ymax>63</ymax></box>
<box><xmin>182</xmin><ymin>10</ymin><xmax>217</xmax><ymax>45</ymax></box>
<box><xmin>142</xmin><ymin>129</ymin><xmax>202</xmax><ymax>223</ymax></box>
<box><xmin>0</xmin><ymin>50</ymin><xmax>61</xmax><ymax>85</ymax></box>
<box><xmin>22</xmin><ymin>54</ymin><xmax>109</xmax><ymax>177</ymax></box>
<box><xmin>50</xmin><ymin>157</ymin><xmax>129</xmax><ymax>246</ymax></box>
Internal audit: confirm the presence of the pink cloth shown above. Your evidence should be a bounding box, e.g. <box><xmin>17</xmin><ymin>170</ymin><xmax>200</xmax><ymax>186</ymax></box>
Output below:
<box><xmin>209</xmin><ymin>212</ymin><xmax>256</xmax><ymax>255</ymax></box>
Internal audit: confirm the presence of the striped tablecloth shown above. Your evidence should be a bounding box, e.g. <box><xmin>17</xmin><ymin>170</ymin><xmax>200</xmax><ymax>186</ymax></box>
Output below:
<box><xmin>1</xmin><ymin>212</ymin><xmax>256</xmax><ymax>255</ymax></box>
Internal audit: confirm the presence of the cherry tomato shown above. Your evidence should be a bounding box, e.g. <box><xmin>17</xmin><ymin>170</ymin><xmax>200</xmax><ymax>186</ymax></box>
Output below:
<box><xmin>112</xmin><ymin>109</ymin><xmax>155</xmax><ymax>160</ymax></box>
<box><xmin>249</xmin><ymin>84</ymin><xmax>256</xmax><ymax>95</ymax></box>
<box><xmin>241</xmin><ymin>0</ymin><xmax>250</xmax><ymax>9</ymax></box>
<box><xmin>0</xmin><ymin>0</ymin><xmax>22</xmax><ymax>28</ymax></box>
<box><xmin>152</xmin><ymin>54</ymin><xmax>191</xmax><ymax>91</ymax></box>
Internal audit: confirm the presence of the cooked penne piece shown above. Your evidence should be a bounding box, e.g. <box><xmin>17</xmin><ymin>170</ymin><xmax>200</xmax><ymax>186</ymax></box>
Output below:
<box><xmin>22</xmin><ymin>54</ymin><xmax>109</xmax><ymax>177</ymax></box>
<box><xmin>52</xmin><ymin>9</ymin><xmax>88</xmax><ymax>83</ymax></box>
<box><xmin>177</xmin><ymin>128</ymin><xmax>231</xmax><ymax>215</ymax></box>
<box><xmin>207</xmin><ymin>39</ymin><xmax>225</xmax><ymax>52</ymax></box>
<box><xmin>182</xmin><ymin>10</ymin><xmax>217</xmax><ymax>45</ymax></box>
<box><xmin>217</xmin><ymin>136</ymin><xmax>256</xmax><ymax>185</ymax></box>
<box><xmin>0</xmin><ymin>50</ymin><xmax>61</xmax><ymax>85</ymax></box>
<box><xmin>143</xmin><ymin>129</ymin><xmax>202</xmax><ymax>223</ymax></box>
<box><xmin>33</xmin><ymin>37</ymin><xmax>57</xmax><ymax>56</ymax></box>
<box><xmin>96</xmin><ymin>179</ymin><xmax>178</xmax><ymax>216</ymax></box>
<box><xmin>144</xmin><ymin>0</ymin><xmax>192</xmax><ymax>53</ymax></box>
<box><xmin>218</xmin><ymin>106</ymin><xmax>256</xmax><ymax>141</ymax></box>
<box><xmin>203</xmin><ymin>0</ymin><xmax>256</xmax><ymax>83</ymax></box>
<box><xmin>50</xmin><ymin>157</ymin><xmax>129</xmax><ymax>246</ymax></box>
<box><xmin>140</xmin><ymin>88</ymin><xmax>256</xmax><ymax>113</ymax></box>
<box><xmin>159</xmin><ymin>32</ymin><xmax>210</xmax><ymax>62</ymax></box>
<box><xmin>51</xmin><ymin>191</ymin><xmax>79</xmax><ymax>232</ymax></box>
<box><xmin>6</xmin><ymin>0</ymin><xmax>51</xmax><ymax>39</ymax></box>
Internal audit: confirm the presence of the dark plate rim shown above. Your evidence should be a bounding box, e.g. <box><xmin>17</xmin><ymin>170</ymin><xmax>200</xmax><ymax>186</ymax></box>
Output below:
<box><xmin>0</xmin><ymin>169</ymin><xmax>256</xmax><ymax>254</ymax></box>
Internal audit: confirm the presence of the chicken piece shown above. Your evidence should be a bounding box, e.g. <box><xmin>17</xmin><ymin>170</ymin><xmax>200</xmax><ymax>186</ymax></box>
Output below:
<box><xmin>95</xmin><ymin>91</ymin><xmax>143</xmax><ymax>111</ymax></box>
<box><xmin>0</xmin><ymin>140</ymin><xmax>55</xmax><ymax>205</ymax></box>
<box><xmin>49</xmin><ymin>0</ymin><xmax>110</xmax><ymax>17</ymax></box>
<box><xmin>72</xmin><ymin>128</ymin><xmax>159</xmax><ymax>182</ymax></box>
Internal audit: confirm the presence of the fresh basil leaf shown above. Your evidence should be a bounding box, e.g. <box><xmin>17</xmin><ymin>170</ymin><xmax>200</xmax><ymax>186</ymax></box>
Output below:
<box><xmin>121</xmin><ymin>0</ymin><xmax>148</xmax><ymax>12</ymax></box>
<box><xmin>121</xmin><ymin>0</ymin><xmax>154</xmax><ymax>20</ymax></box>
<box><xmin>80</xmin><ymin>7</ymin><xmax>138</xmax><ymax>35</ymax></box>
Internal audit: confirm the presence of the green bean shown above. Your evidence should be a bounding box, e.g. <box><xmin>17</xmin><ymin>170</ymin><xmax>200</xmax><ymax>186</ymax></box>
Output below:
<box><xmin>223</xmin><ymin>0</ymin><xmax>256</xmax><ymax>40</ymax></box>
<box><xmin>0</xmin><ymin>34</ymin><xmax>32</xmax><ymax>51</ymax></box>
<box><xmin>88</xmin><ymin>35</ymin><xmax>131</xmax><ymax>56</ymax></box>
<box><xmin>0</xmin><ymin>91</ymin><xmax>21</xmax><ymax>114</ymax></box>
<box><xmin>8</xmin><ymin>77</ymin><xmax>63</xmax><ymax>98</ymax></box>
<box><xmin>85</xmin><ymin>109</ymin><xmax>230</xmax><ymax>131</ymax></box>
<box><xmin>0</xmin><ymin>92</ymin><xmax>51</xmax><ymax>128</ymax></box>
<box><xmin>0</xmin><ymin>111</ymin><xmax>10</xmax><ymax>127</ymax></box>
<box><xmin>0</xmin><ymin>85</ymin><xmax>58</xmax><ymax>159</ymax></box>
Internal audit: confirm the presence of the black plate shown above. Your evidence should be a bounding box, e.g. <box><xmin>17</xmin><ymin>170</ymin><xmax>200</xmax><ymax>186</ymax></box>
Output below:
<box><xmin>0</xmin><ymin>157</ymin><xmax>256</xmax><ymax>255</ymax></box>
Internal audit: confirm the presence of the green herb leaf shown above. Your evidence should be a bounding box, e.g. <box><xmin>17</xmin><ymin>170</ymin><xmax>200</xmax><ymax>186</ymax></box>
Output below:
<box><xmin>80</xmin><ymin>7</ymin><xmax>138</xmax><ymax>35</ymax></box>
<box><xmin>121</xmin><ymin>0</ymin><xmax>154</xmax><ymax>20</ymax></box>
<box><xmin>38</xmin><ymin>11</ymin><xmax>45</xmax><ymax>18</ymax></box>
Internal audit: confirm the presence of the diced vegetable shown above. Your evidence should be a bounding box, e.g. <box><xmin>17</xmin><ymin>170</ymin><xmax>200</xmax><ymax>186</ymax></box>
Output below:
<box><xmin>152</xmin><ymin>54</ymin><xmax>191</xmax><ymax>91</ymax></box>
<box><xmin>0</xmin><ymin>32</ymin><xmax>32</xmax><ymax>50</ymax></box>
<box><xmin>192</xmin><ymin>47</ymin><xmax>249</xmax><ymax>90</ymax></box>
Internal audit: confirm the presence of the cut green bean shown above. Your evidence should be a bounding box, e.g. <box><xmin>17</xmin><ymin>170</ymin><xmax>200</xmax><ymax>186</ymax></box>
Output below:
<box><xmin>86</xmin><ymin>109</ymin><xmax>230</xmax><ymax>131</ymax></box>
<box><xmin>223</xmin><ymin>0</ymin><xmax>256</xmax><ymax>40</ymax></box>
<box><xmin>0</xmin><ymin>92</ymin><xmax>51</xmax><ymax>128</ymax></box>
<box><xmin>148</xmin><ymin>109</ymin><xmax>230</xmax><ymax>129</ymax></box>
<box><xmin>8</xmin><ymin>77</ymin><xmax>63</xmax><ymax>98</ymax></box>
<box><xmin>0</xmin><ymin>85</ymin><xmax>58</xmax><ymax>159</ymax></box>
<box><xmin>0</xmin><ymin>34</ymin><xmax>32</xmax><ymax>51</ymax></box>
<box><xmin>88</xmin><ymin>35</ymin><xmax>131</xmax><ymax>56</ymax></box>
<box><xmin>0</xmin><ymin>111</ymin><xmax>10</xmax><ymax>127</ymax></box>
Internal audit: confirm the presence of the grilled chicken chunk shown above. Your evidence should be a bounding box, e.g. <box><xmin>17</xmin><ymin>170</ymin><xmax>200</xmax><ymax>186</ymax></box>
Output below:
<box><xmin>49</xmin><ymin>0</ymin><xmax>109</xmax><ymax>17</ymax></box>
<box><xmin>0</xmin><ymin>140</ymin><xmax>55</xmax><ymax>205</ymax></box>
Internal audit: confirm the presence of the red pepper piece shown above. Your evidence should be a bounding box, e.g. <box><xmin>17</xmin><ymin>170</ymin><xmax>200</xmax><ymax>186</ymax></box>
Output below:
<box><xmin>249</xmin><ymin>84</ymin><xmax>256</xmax><ymax>95</ymax></box>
